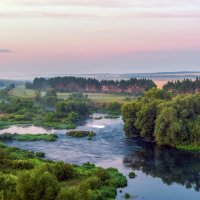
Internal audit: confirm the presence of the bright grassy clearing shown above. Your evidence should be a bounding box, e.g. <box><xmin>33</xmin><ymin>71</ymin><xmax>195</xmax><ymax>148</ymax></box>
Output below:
<box><xmin>9</xmin><ymin>86</ymin><xmax>132</xmax><ymax>103</ymax></box>
<box><xmin>57</xmin><ymin>92</ymin><xmax>131</xmax><ymax>103</ymax></box>
<box><xmin>8</xmin><ymin>85</ymin><xmax>43</xmax><ymax>99</ymax></box>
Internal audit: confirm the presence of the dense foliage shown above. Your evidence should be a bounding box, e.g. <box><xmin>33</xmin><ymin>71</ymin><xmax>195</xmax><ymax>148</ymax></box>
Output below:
<box><xmin>0</xmin><ymin>89</ymin><xmax>93</xmax><ymax>129</ymax></box>
<box><xmin>0</xmin><ymin>143</ymin><xmax>127</xmax><ymax>200</ymax></box>
<box><xmin>122</xmin><ymin>88</ymin><xmax>200</xmax><ymax>150</ymax></box>
<box><xmin>163</xmin><ymin>77</ymin><xmax>200</xmax><ymax>94</ymax></box>
<box><xmin>26</xmin><ymin>76</ymin><xmax>156</xmax><ymax>94</ymax></box>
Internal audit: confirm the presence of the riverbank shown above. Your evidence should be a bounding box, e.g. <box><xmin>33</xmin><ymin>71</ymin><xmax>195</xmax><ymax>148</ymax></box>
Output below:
<box><xmin>2</xmin><ymin>116</ymin><xmax>200</xmax><ymax>200</ymax></box>
<box><xmin>0</xmin><ymin>141</ymin><xmax>127</xmax><ymax>200</ymax></box>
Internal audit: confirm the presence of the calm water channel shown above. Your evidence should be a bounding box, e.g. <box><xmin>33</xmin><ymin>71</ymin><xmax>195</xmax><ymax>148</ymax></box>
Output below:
<box><xmin>1</xmin><ymin>115</ymin><xmax>200</xmax><ymax>200</ymax></box>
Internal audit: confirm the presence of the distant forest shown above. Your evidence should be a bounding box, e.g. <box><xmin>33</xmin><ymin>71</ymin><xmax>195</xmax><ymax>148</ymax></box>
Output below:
<box><xmin>26</xmin><ymin>76</ymin><xmax>156</xmax><ymax>94</ymax></box>
<box><xmin>163</xmin><ymin>77</ymin><xmax>200</xmax><ymax>94</ymax></box>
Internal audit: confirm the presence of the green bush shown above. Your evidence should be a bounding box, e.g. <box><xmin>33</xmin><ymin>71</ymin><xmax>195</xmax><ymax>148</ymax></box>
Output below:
<box><xmin>12</xmin><ymin>160</ymin><xmax>34</xmax><ymax>170</ymax></box>
<box><xmin>54</xmin><ymin>162</ymin><xmax>75</xmax><ymax>181</ymax></box>
<box><xmin>0</xmin><ymin>173</ymin><xmax>16</xmax><ymax>199</ymax></box>
<box><xmin>125</xmin><ymin>193</ymin><xmax>131</xmax><ymax>199</ymax></box>
<box><xmin>86</xmin><ymin>176</ymin><xmax>102</xmax><ymax>189</ymax></box>
<box><xmin>129</xmin><ymin>172</ymin><xmax>136</xmax><ymax>178</ymax></box>
<box><xmin>98</xmin><ymin>186</ymin><xmax>117</xmax><ymax>198</ymax></box>
<box><xmin>16</xmin><ymin>168</ymin><xmax>60</xmax><ymax>200</ymax></box>
<box><xmin>95</xmin><ymin>167</ymin><xmax>110</xmax><ymax>182</ymax></box>
<box><xmin>56</xmin><ymin>187</ymin><xmax>81</xmax><ymax>200</ymax></box>
<box><xmin>35</xmin><ymin>152</ymin><xmax>45</xmax><ymax>158</ymax></box>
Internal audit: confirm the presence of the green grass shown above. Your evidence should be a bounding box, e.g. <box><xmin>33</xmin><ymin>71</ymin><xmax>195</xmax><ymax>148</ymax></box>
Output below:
<box><xmin>0</xmin><ymin>113</ymin><xmax>77</xmax><ymax>130</ymax></box>
<box><xmin>0</xmin><ymin>133</ymin><xmax>58</xmax><ymax>142</ymax></box>
<box><xmin>34</xmin><ymin>121</ymin><xmax>76</xmax><ymax>130</ymax></box>
<box><xmin>177</xmin><ymin>145</ymin><xmax>200</xmax><ymax>152</ymax></box>
<box><xmin>9</xmin><ymin>85</ymin><xmax>132</xmax><ymax>103</ymax></box>
<box><xmin>9</xmin><ymin>85</ymin><xmax>41</xmax><ymax>99</ymax></box>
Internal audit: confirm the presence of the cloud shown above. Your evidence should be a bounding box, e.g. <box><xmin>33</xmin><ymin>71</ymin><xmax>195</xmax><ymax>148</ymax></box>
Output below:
<box><xmin>1</xmin><ymin>0</ymin><xmax>200</xmax><ymax>19</ymax></box>
<box><xmin>0</xmin><ymin>49</ymin><xmax>12</xmax><ymax>53</ymax></box>
<box><xmin>16</xmin><ymin>0</ymin><xmax>200</xmax><ymax>9</ymax></box>
<box><xmin>0</xmin><ymin>11</ymin><xmax>200</xmax><ymax>19</ymax></box>
<box><xmin>0</xmin><ymin>12</ymin><xmax>99</xmax><ymax>19</ymax></box>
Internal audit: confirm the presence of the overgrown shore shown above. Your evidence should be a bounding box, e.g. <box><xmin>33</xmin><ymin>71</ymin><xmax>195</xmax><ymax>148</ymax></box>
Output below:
<box><xmin>0</xmin><ymin>141</ymin><xmax>127</xmax><ymax>200</ymax></box>
<box><xmin>123</xmin><ymin>88</ymin><xmax>200</xmax><ymax>152</ymax></box>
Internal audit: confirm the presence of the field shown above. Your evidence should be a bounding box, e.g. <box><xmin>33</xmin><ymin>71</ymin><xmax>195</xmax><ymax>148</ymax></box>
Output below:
<box><xmin>9</xmin><ymin>85</ymin><xmax>132</xmax><ymax>104</ymax></box>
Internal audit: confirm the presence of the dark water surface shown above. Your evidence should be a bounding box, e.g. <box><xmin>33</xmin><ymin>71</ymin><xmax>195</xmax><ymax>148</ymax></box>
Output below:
<box><xmin>3</xmin><ymin>115</ymin><xmax>200</xmax><ymax>200</ymax></box>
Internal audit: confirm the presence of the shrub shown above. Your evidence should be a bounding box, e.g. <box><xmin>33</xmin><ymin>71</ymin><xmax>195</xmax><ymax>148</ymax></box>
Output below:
<box><xmin>125</xmin><ymin>193</ymin><xmax>131</xmax><ymax>199</ymax></box>
<box><xmin>35</xmin><ymin>152</ymin><xmax>45</xmax><ymax>158</ymax></box>
<box><xmin>0</xmin><ymin>173</ymin><xmax>16</xmax><ymax>198</ymax></box>
<box><xmin>16</xmin><ymin>167</ymin><xmax>60</xmax><ymax>200</ymax></box>
<box><xmin>95</xmin><ymin>167</ymin><xmax>110</xmax><ymax>182</ymax></box>
<box><xmin>12</xmin><ymin>160</ymin><xmax>34</xmax><ymax>170</ymax></box>
<box><xmin>54</xmin><ymin>162</ymin><xmax>75</xmax><ymax>181</ymax></box>
<box><xmin>56</xmin><ymin>187</ymin><xmax>81</xmax><ymax>200</ymax></box>
<box><xmin>98</xmin><ymin>186</ymin><xmax>117</xmax><ymax>198</ymax></box>
<box><xmin>129</xmin><ymin>172</ymin><xmax>136</xmax><ymax>179</ymax></box>
<box><xmin>106</xmin><ymin>168</ymin><xmax>127</xmax><ymax>187</ymax></box>
<box><xmin>78</xmin><ymin>182</ymin><xmax>92</xmax><ymax>200</ymax></box>
<box><xmin>86</xmin><ymin>176</ymin><xmax>102</xmax><ymax>189</ymax></box>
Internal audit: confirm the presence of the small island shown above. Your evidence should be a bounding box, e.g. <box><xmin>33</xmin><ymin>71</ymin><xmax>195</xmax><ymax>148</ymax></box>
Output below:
<box><xmin>66</xmin><ymin>130</ymin><xmax>96</xmax><ymax>138</ymax></box>
<box><xmin>0</xmin><ymin>133</ymin><xmax>58</xmax><ymax>142</ymax></box>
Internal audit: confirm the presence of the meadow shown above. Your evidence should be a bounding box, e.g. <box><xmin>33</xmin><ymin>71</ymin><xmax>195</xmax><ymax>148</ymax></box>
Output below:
<box><xmin>9</xmin><ymin>85</ymin><xmax>133</xmax><ymax>104</ymax></box>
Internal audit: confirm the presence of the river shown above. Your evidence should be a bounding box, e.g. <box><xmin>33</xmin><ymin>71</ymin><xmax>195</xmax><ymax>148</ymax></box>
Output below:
<box><xmin>1</xmin><ymin>114</ymin><xmax>200</xmax><ymax>200</ymax></box>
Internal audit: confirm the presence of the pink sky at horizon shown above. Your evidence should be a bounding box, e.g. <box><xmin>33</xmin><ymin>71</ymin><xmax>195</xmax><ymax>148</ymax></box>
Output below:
<box><xmin>0</xmin><ymin>0</ymin><xmax>200</xmax><ymax>75</ymax></box>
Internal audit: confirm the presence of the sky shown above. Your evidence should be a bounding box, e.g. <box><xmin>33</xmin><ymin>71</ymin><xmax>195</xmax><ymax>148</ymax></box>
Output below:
<box><xmin>0</xmin><ymin>0</ymin><xmax>200</xmax><ymax>76</ymax></box>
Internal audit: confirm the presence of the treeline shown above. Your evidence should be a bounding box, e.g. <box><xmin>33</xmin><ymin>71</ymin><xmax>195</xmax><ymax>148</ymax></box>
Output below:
<box><xmin>163</xmin><ymin>77</ymin><xmax>200</xmax><ymax>94</ymax></box>
<box><xmin>26</xmin><ymin>76</ymin><xmax>156</xmax><ymax>94</ymax></box>
<box><xmin>122</xmin><ymin>88</ymin><xmax>200</xmax><ymax>150</ymax></box>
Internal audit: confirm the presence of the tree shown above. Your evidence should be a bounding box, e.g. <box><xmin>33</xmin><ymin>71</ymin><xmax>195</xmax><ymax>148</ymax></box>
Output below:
<box><xmin>44</xmin><ymin>89</ymin><xmax>57</xmax><ymax>107</ymax></box>
<box><xmin>35</xmin><ymin>90</ymin><xmax>42</xmax><ymax>103</ymax></box>
<box><xmin>154</xmin><ymin>107</ymin><xmax>183</xmax><ymax>146</ymax></box>
<box><xmin>122</xmin><ymin>101</ymin><xmax>140</xmax><ymax>137</ymax></box>
<box><xmin>122</xmin><ymin>88</ymin><xmax>200</xmax><ymax>149</ymax></box>
<box><xmin>135</xmin><ymin>100</ymin><xmax>159</xmax><ymax>139</ymax></box>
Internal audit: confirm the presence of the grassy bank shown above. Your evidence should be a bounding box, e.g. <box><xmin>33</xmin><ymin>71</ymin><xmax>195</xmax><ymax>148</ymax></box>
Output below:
<box><xmin>0</xmin><ymin>133</ymin><xmax>58</xmax><ymax>142</ymax></box>
<box><xmin>177</xmin><ymin>145</ymin><xmax>200</xmax><ymax>152</ymax></box>
<box><xmin>0</xmin><ymin>115</ymin><xmax>76</xmax><ymax>130</ymax></box>
<box><xmin>0</xmin><ymin>142</ymin><xmax>127</xmax><ymax>200</ymax></box>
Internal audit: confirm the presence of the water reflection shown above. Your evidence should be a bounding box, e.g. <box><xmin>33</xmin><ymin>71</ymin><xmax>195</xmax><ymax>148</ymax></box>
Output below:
<box><xmin>124</xmin><ymin>140</ymin><xmax>200</xmax><ymax>191</ymax></box>
<box><xmin>3</xmin><ymin>116</ymin><xmax>200</xmax><ymax>199</ymax></box>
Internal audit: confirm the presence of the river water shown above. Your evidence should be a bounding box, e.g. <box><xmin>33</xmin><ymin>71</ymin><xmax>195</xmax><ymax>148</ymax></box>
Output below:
<box><xmin>1</xmin><ymin>115</ymin><xmax>200</xmax><ymax>200</ymax></box>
